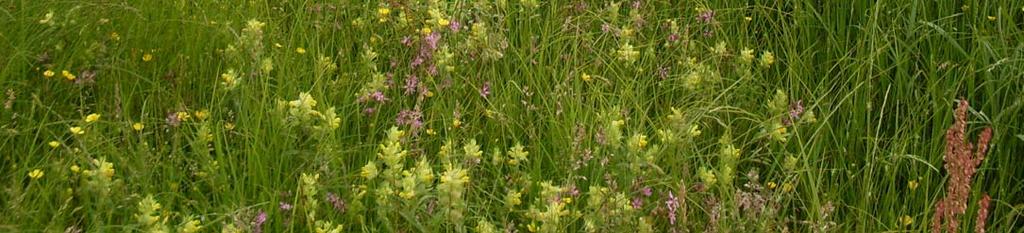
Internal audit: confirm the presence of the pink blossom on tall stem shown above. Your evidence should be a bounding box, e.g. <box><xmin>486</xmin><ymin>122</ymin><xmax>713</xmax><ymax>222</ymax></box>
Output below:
<box><xmin>404</xmin><ymin>75</ymin><xmax>419</xmax><ymax>95</ymax></box>
<box><xmin>667</xmin><ymin>33</ymin><xmax>680</xmax><ymax>42</ymax></box>
<box><xmin>666</xmin><ymin>191</ymin><xmax>679</xmax><ymax>225</ymax></box>
<box><xmin>401</xmin><ymin>36</ymin><xmax>414</xmax><ymax>47</ymax></box>
<box><xmin>327</xmin><ymin>192</ymin><xmax>347</xmax><ymax>214</ymax></box>
<box><xmin>783</xmin><ymin>100</ymin><xmax>805</xmax><ymax>126</ymax></box>
<box><xmin>697</xmin><ymin>9</ymin><xmax>715</xmax><ymax>23</ymax></box>
<box><xmin>658</xmin><ymin>66</ymin><xmax>669</xmax><ymax>80</ymax></box>
<box><xmin>252</xmin><ymin>210</ymin><xmax>267</xmax><ymax>233</ymax></box>
<box><xmin>480</xmin><ymin>81</ymin><xmax>491</xmax><ymax>98</ymax></box>
<box><xmin>449</xmin><ymin>20</ymin><xmax>461</xmax><ymax>32</ymax></box>
<box><xmin>411</xmin><ymin>32</ymin><xmax>442</xmax><ymax>69</ymax></box>
<box><xmin>359</xmin><ymin>91</ymin><xmax>388</xmax><ymax>104</ymax></box>
<box><xmin>396</xmin><ymin>109</ymin><xmax>424</xmax><ymax>129</ymax></box>
<box><xmin>279</xmin><ymin>202</ymin><xmax>293</xmax><ymax>211</ymax></box>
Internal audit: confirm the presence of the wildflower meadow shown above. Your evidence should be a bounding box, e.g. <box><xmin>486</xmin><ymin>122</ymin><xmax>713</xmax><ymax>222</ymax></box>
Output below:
<box><xmin>2</xmin><ymin>1</ymin><xmax>1024</xmax><ymax>232</ymax></box>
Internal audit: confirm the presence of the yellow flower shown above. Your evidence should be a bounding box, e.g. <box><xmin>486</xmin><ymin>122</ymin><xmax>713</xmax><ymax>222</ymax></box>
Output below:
<box><xmin>28</xmin><ymin>169</ymin><xmax>44</xmax><ymax>179</ymax></box>
<box><xmin>62</xmin><ymin>70</ymin><xmax>76</xmax><ymax>81</ymax></box>
<box><xmin>142</xmin><ymin>53</ymin><xmax>153</xmax><ymax>62</ymax></box>
<box><xmin>180</xmin><ymin>217</ymin><xmax>202</xmax><ymax>233</ymax></box>
<box><xmin>176</xmin><ymin>111</ymin><xmax>191</xmax><ymax>121</ymax></box>
<box><xmin>782</xmin><ymin>182</ymin><xmax>794</xmax><ymax>193</ymax></box>
<box><xmin>48</xmin><ymin>141</ymin><xmax>60</xmax><ymax>148</ymax></box>
<box><xmin>85</xmin><ymin>113</ymin><xmax>101</xmax><ymax>123</ymax></box>
<box><xmin>688</xmin><ymin>124</ymin><xmax>702</xmax><ymax>137</ymax></box>
<box><xmin>274</xmin><ymin>43</ymin><xmax>283</xmax><ymax>48</ymax></box>
<box><xmin>505</xmin><ymin>190</ymin><xmax>522</xmax><ymax>207</ymax></box>
<box><xmin>987</xmin><ymin>16</ymin><xmax>996</xmax><ymax>21</ymax></box>
<box><xmin>361</xmin><ymin>162</ymin><xmax>379</xmax><ymax>179</ymax></box>
<box><xmin>224</xmin><ymin>122</ymin><xmax>235</xmax><ymax>130</ymax></box>
<box><xmin>900</xmin><ymin>215</ymin><xmax>913</xmax><ymax>226</ymax></box>
<box><xmin>437</xmin><ymin>18</ymin><xmax>450</xmax><ymax>27</ymax></box>
<box><xmin>194</xmin><ymin>109</ymin><xmax>209</xmax><ymax>121</ymax></box>
<box><xmin>296</xmin><ymin>47</ymin><xmax>306</xmax><ymax>54</ymax></box>
<box><xmin>611</xmin><ymin>120</ymin><xmax>625</xmax><ymax>127</ymax></box>
<box><xmin>43</xmin><ymin>70</ymin><xmax>55</xmax><ymax>78</ymax></box>
<box><xmin>740</xmin><ymin>48</ymin><xmax>755</xmax><ymax>64</ymax></box>
<box><xmin>70</xmin><ymin>165</ymin><xmax>81</xmax><ymax>173</ymax></box>
<box><xmin>39</xmin><ymin>11</ymin><xmax>53</xmax><ymax>25</ymax></box>
<box><xmin>110</xmin><ymin>32</ymin><xmax>120</xmax><ymax>41</ymax></box>
<box><xmin>69</xmin><ymin>126</ymin><xmax>85</xmax><ymax>135</ymax></box>
<box><xmin>132</xmin><ymin>122</ymin><xmax>145</xmax><ymax>131</ymax></box>
<box><xmin>908</xmin><ymin>180</ymin><xmax>919</xmax><ymax>190</ymax></box>
<box><xmin>581</xmin><ymin>73</ymin><xmax>592</xmax><ymax>82</ymax></box>
<box><xmin>759</xmin><ymin>51</ymin><xmax>775</xmax><ymax>68</ymax></box>
<box><xmin>426</xmin><ymin>128</ymin><xmax>437</xmax><ymax>135</ymax></box>
<box><xmin>744</xmin><ymin>16</ymin><xmax>753</xmax><ymax>21</ymax></box>
<box><xmin>377</xmin><ymin>7</ymin><xmax>391</xmax><ymax>22</ymax></box>
<box><xmin>421</xmin><ymin>27</ymin><xmax>432</xmax><ymax>35</ymax></box>
<box><xmin>766</xmin><ymin>181</ymin><xmax>777</xmax><ymax>190</ymax></box>
<box><xmin>452</xmin><ymin>118</ymin><xmax>462</xmax><ymax>128</ymax></box>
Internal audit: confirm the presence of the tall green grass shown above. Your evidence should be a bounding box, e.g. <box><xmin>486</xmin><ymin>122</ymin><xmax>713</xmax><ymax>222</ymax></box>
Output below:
<box><xmin>1</xmin><ymin>0</ymin><xmax>1021</xmax><ymax>232</ymax></box>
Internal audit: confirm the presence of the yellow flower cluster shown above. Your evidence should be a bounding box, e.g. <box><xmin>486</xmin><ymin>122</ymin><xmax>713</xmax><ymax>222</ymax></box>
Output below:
<box><xmin>28</xmin><ymin>169</ymin><xmax>44</xmax><ymax>179</ymax></box>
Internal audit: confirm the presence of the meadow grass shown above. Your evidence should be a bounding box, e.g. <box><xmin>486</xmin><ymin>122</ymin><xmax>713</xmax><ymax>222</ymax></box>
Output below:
<box><xmin>1</xmin><ymin>0</ymin><xmax>1022</xmax><ymax>232</ymax></box>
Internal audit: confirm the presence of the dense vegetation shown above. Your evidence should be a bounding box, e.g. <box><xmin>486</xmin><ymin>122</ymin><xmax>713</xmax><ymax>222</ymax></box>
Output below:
<box><xmin>2</xmin><ymin>1</ymin><xmax>1023</xmax><ymax>232</ymax></box>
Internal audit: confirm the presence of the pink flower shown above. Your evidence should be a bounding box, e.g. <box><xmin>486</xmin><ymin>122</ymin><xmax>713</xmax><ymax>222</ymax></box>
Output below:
<box><xmin>165</xmin><ymin>112</ymin><xmax>181</xmax><ymax>127</ymax></box>
<box><xmin>396</xmin><ymin>109</ymin><xmax>424</xmax><ymax>129</ymax></box>
<box><xmin>697</xmin><ymin>9</ymin><xmax>715</xmax><ymax>23</ymax></box>
<box><xmin>252</xmin><ymin>210</ymin><xmax>268</xmax><ymax>233</ymax></box>
<box><xmin>279</xmin><ymin>202</ymin><xmax>294</xmax><ymax>211</ymax></box>
<box><xmin>449</xmin><ymin>20</ymin><xmax>461</xmax><ymax>32</ymax></box>
<box><xmin>783</xmin><ymin>100</ymin><xmax>805</xmax><ymax>126</ymax></box>
<box><xmin>632</xmin><ymin>196</ymin><xmax>643</xmax><ymax>209</ymax></box>
<box><xmin>666</xmin><ymin>191</ymin><xmax>679</xmax><ymax>225</ymax></box>
<box><xmin>480</xmin><ymin>81</ymin><xmax>491</xmax><ymax>98</ymax></box>
<box><xmin>404</xmin><ymin>75</ymin><xmax>419</xmax><ymax>95</ymax></box>
<box><xmin>327</xmin><ymin>192</ymin><xmax>347</xmax><ymax>214</ymax></box>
